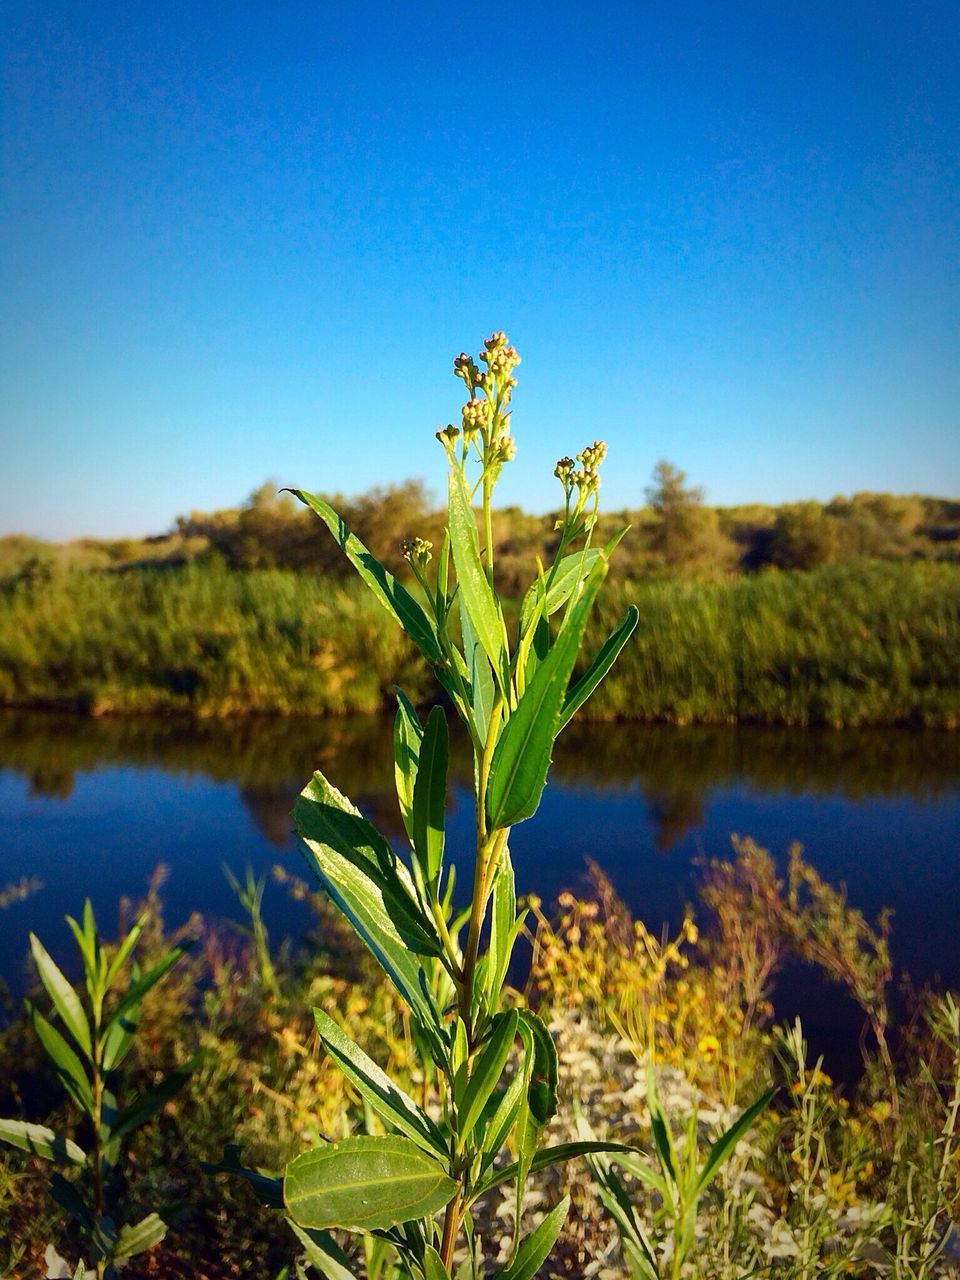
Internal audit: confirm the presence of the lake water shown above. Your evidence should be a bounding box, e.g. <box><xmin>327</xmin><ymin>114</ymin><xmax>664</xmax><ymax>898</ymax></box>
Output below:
<box><xmin>1</xmin><ymin>711</ymin><xmax>958</xmax><ymax>1077</ymax></box>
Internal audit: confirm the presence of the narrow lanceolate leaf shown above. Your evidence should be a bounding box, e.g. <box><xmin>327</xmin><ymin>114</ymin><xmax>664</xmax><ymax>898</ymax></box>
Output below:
<box><xmin>29</xmin><ymin>933</ymin><xmax>92</xmax><ymax>1060</ymax></box>
<box><xmin>104</xmin><ymin>914</ymin><xmax>149</xmax><ymax>989</ymax></box>
<box><xmin>558</xmin><ymin>605</ymin><xmax>640</xmax><ymax>732</ymax></box>
<box><xmin>393</xmin><ymin>690</ymin><xmax>423</xmax><ymax>843</ymax></box>
<box><xmin>313</xmin><ymin>1008</ymin><xmax>446</xmax><ymax>1157</ymax></box>
<box><xmin>288</xmin><ymin>1222</ymin><xmax>355</xmax><ymax>1280</ymax></box>
<box><xmin>472</xmin><ymin>1141</ymin><xmax>640</xmax><ymax>1199</ymax></box>
<box><xmin>456</xmin><ymin>1010</ymin><xmax>519</xmax><ymax>1150</ymax></box>
<box><xmin>486</xmin><ymin>558</ymin><xmax>608</xmax><ymax>830</ymax></box>
<box><xmin>289</xmin><ymin>489</ymin><xmax>442</xmax><ymax>664</ymax></box>
<box><xmin>113</xmin><ymin>1213</ymin><xmax>167</xmax><ymax>1262</ymax></box>
<box><xmin>494</xmin><ymin>1195</ymin><xmax>570</xmax><ymax>1280</ymax></box>
<box><xmin>422</xmin><ymin>1245</ymin><xmax>450</xmax><ymax>1280</ymax></box>
<box><xmin>519</xmin><ymin>549</ymin><xmax>601</xmax><ymax>632</ymax></box>
<box><xmin>294</xmin><ymin>773</ymin><xmax>443</xmax><ymax>1038</ymax></box>
<box><xmin>27</xmin><ymin>1003</ymin><xmax>94</xmax><ymax>1115</ymax></box>
<box><xmin>586</xmin><ymin>1157</ymin><xmax>658</xmax><ymax>1280</ymax></box>
<box><xmin>448</xmin><ymin>469</ymin><xmax>505</xmax><ymax>679</ymax></box>
<box><xmin>412</xmin><ymin>706</ymin><xmax>448</xmax><ymax>888</ymax></box>
<box><xmin>695</xmin><ymin>1088</ymin><xmax>775</xmax><ymax>1194</ymax></box>
<box><xmin>0</xmin><ymin>1118</ymin><xmax>86</xmax><ymax>1166</ymax></box>
<box><xmin>284</xmin><ymin>1136</ymin><xmax>457</xmax><ymax>1233</ymax></box>
<box><xmin>485</xmin><ymin>850</ymin><xmax>522</xmax><ymax>1012</ymax></box>
<box><xmin>646</xmin><ymin>1066</ymin><xmax>677</xmax><ymax>1184</ymax></box>
<box><xmin>104</xmin><ymin>944</ymin><xmax>192</xmax><ymax>1034</ymax></box>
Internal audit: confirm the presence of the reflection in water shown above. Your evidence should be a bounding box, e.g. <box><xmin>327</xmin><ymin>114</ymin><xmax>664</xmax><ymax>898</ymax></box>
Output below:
<box><xmin>2</xmin><ymin>710</ymin><xmax>958</xmax><ymax>1081</ymax></box>
<box><xmin>2</xmin><ymin>711</ymin><xmax>957</xmax><ymax>854</ymax></box>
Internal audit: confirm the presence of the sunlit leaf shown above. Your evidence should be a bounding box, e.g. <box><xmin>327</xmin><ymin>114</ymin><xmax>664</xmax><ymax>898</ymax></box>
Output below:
<box><xmin>295</xmin><ymin>772</ymin><xmax>444</xmax><ymax>1039</ymax></box>
<box><xmin>284</xmin><ymin>1135</ymin><xmax>457</xmax><ymax>1232</ymax></box>
<box><xmin>448</xmin><ymin>469</ymin><xmax>505</xmax><ymax>680</ymax></box>
<box><xmin>558</xmin><ymin>605</ymin><xmax>639</xmax><ymax>732</ymax></box>
<box><xmin>313</xmin><ymin>1008</ymin><xmax>446</xmax><ymax>1157</ymax></box>
<box><xmin>493</xmin><ymin>1195</ymin><xmax>569</xmax><ymax>1280</ymax></box>
<box><xmin>290</xmin><ymin>489</ymin><xmax>442</xmax><ymax>664</ymax></box>
<box><xmin>486</xmin><ymin>558</ymin><xmax>607</xmax><ymax>829</ymax></box>
<box><xmin>0</xmin><ymin>1118</ymin><xmax>86</xmax><ymax>1166</ymax></box>
<box><xmin>29</xmin><ymin>933</ymin><xmax>92</xmax><ymax>1060</ymax></box>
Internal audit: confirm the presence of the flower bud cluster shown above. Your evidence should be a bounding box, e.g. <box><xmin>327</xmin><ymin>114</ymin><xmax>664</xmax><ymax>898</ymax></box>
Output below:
<box><xmin>461</xmin><ymin>397</ymin><xmax>492</xmax><ymax>439</ymax></box>
<box><xmin>556</xmin><ymin>440</ymin><xmax>608</xmax><ymax>505</ymax></box>
<box><xmin>401</xmin><ymin>536</ymin><xmax>433</xmax><ymax>568</ymax></box>
<box><xmin>480</xmin><ymin>330</ymin><xmax>521</xmax><ymax>379</ymax></box>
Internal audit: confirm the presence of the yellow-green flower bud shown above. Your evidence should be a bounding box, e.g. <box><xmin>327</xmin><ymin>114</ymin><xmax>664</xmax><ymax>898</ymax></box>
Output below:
<box><xmin>461</xmin><ymin>398</ymin><xmax>492</xmax><ymax>432</ymax></box>
<box><xmin>401</xmin><ymin>536</ymin><xmax>433</xmax><ymax>567</ymax></box>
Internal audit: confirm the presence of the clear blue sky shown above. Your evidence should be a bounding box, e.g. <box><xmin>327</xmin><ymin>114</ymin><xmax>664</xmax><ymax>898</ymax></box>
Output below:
<box><xmin>2</xmin><ymin>1</ymin><xmax>957</xmax><ymax>539</ymax></box>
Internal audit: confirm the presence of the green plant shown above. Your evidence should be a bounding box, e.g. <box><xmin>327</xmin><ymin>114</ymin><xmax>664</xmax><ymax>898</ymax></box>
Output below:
<box><xmin>583</xmin><ymin>1069</ymin><xmax>772</xmax><ymax>1280</ymax></box>
<box><xmin>209</xmin><ymin>331</ymin><xmax>640</xmax><ymax>1276</ymax></box>
<box><xmin>0</xmin><ymin>903</ymin><xmax>196</xmax><ymax>1277</ymax></box>
<box><xmin>224</xmin><ymin>863</ymin><xmax>281</xmax><ymax>1000</ymax></box>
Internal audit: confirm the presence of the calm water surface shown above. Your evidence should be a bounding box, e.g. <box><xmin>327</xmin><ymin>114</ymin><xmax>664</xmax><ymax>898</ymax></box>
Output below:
<box><xmin>1</xmin><ymin>711</ymin><xmax>958</xmax><ymax>1074</ymax></box>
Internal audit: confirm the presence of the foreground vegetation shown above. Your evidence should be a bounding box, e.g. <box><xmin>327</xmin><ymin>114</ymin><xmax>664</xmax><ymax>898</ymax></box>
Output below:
<box><xmin>1</xmin><ymin>559</ymin><xmax>958</xmax><ymax>725</ymax></box>
<box><xmin>2</xmin><ymin>840</ymin><xmax>959</xmax><ymax>1278</ymax></box>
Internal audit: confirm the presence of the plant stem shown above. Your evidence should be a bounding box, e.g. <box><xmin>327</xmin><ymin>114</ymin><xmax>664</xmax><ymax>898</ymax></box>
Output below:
<box><xmin>439</xmin><ymin>1186</ymin><xmax>463</xmax><ymax>1270</ymax></box>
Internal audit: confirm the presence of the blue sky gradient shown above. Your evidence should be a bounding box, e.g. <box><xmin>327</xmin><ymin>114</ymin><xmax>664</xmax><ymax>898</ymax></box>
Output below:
<box><xmin>2</xmin><ymin>1</ymin><xmax>957</xmax><ymax>538</ymax></box>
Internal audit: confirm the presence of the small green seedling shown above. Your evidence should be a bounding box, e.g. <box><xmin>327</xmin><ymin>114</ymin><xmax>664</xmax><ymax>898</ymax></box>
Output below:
<box><xmin>0</xmin><ymin>902</ymin><xmax>196</xmax><ymax>1278</ymax></box>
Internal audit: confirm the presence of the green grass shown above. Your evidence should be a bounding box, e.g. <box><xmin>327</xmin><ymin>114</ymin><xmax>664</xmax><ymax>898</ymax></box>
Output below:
<box><xmin>1</xmin><ymin>559</ymin><xmax>958</xmax><ymax>725</ymax></box>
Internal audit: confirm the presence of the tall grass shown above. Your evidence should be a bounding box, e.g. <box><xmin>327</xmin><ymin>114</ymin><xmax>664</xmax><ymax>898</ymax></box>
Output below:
<box><xmin>0</xmin><ymin>562</ymin><xmax>428</xmax><ymax>715</ymax></box>
<box><xmin>586</xmin><ymin>560</ymin><xmax>960</xmax><ymax>726</ymax></box>
<box><xmin>1</xmin><ymin>559</ymin><xmax>958</xmax><ymax>724</ymax></box>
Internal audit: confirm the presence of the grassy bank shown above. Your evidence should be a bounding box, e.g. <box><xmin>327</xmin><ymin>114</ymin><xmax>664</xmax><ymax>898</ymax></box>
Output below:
<box><xmin>1</xmin><ymin>560</ymin><xmax>958</xmax><ymax>724</ymax></box>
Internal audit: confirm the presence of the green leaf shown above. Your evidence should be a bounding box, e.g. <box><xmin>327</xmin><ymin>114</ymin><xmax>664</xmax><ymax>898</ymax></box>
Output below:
<box><xmin>484</xmin><ymin>850</ymin><xmax>518</xmax><ymax>1008</ymax></box>
<box><xmin>290</xmin><ymin>489</ymin><xmax>442</xmax><ymax>664</ymax></box>
<box><xmin>520</xmin><ymin>549</ymin><xmax>601</xmax><ymax>631</ymax></box>
<box><xmin>472</xmin><ymin>1141</ymin><xmax>638</xmax><ymax>1200</ymax></box>
<box><xmin>486</xmin><ymin>557</ymin><xmax>607</xmax><ymax>829</ymax></box>
<box><xmin>313</xmin><ymin>1008</ymin><xmax>446</xmax><ymax>1157</ymax></box>
<box><xmin>393</xmin><ymin>691</ymin><xmax>423</xmax><ymax>843</ymax></box>
<box><xmin>695</xmin><ymin>1089</ymin><xmax>774</xmax><ymax>1195</ymax></box>
<box><xmin>558</xmin><ymin>605</ymin><xmax>639</xmax><ymax>732</ymax></box>
<box><xmin>646</xmin><ymin>1067</ymin><xmax>677</xmax><ymax>1185</ymax></box>
<box><xmin>294</xmin><ymin>773</ymin><xmax>444</xmax><ymax>1040</ymax></box>
<box><xmin>113</xmin><ymin>1213</ymin><xmax>166</xmax><ymax>1262</ymax></box>
<box><xmin>284</xmin><ymin>1135</ymin><xmax>457</xmax><ymax>1233</ymax></box>
<box><xmin>104</xmin><ymin>943</ymin><xmax>191</xmax><ymax>1035</ymax></box>
<box><xmin>422</xmin><ymin>1245</ymin><xmax>450</xmax><ymax>1280</ymax></box>
<box><xmin>100</xmin><ymin>1006</ymin><xmax>140</xmax><ymax>1073</ymax></box>
<box><xmin>456</xmin><ymin>1010</ymin><xmax>518</xmax><ymax>1151</ymax></box>
<box><xmin>27</xmin><ymin>1003</ymin><xmax>94</xmax><ymax>1115</ymax></box>
<box><xmin>29</xmin><ymin>933</ymin><xmax>92</xmax><ymax>1060</ymax></box>
<box><xmin>447</xmin><ymin>469</ymin><xmax>504</xmax><ymax>679</ymax></box>
<box><xmin>104</xmin><ymin>914</ymin><xmax>148</xmax><ymax>990</ymax></box>
<box><xmin>201</xmin><ymin>1143</ymin><xmax>283</xmax><ymax>1207</ymax></box>
<box><xmin>412</xmin><ymin>706</ymin><xmax>448</xmax><ymax>889</ymax></box>
<box><xmin>479</xmin><ymin>1061</ymin><xmax>527</xmax><ymax>1169</ymax></box>
<box><xmin>287</xmin><ymin>1221</ymin><xmax>355</xmax><ymax>1280</ymax></box>
<box><xmin>584</xmin><ymin>1147</ymin><xmax>659</xmax><ymax>1280</ymax></box>
<box><xmin>459</xmin><ymin>593</ymin><xmax>495</xmax><ymax>746</ymax></box>
<box><xmin>518</xmin><ymin>1011</ymin><xmax>558</xmax><ymax>1127</ymax></box>
<box><xmin>494</xmin><ymin>1195</ymin><xmax>570</xmax><ymax>1280</ymax></box>
<box><xmin>0</xmin><ymin>1118</ymin><xmax>86</xmax><ymax>1165</ymax></box>
<box><xmin>107</xmin><ymin>1054</ymin><xmax>201</xmax><ymax>1147</ymax></box>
